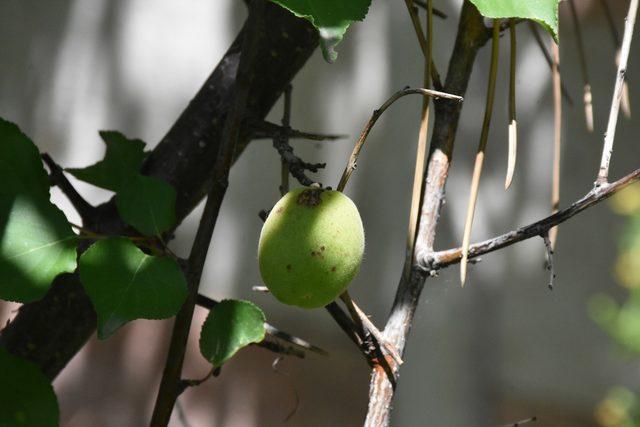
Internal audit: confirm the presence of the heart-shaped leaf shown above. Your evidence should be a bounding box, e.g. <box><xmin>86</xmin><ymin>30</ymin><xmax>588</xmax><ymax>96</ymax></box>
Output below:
<box><xmin>0</xmin><ymin>118</ymin><xmax>77</xmax><ymax>303</ymax></box>
<box><xmin>199</xmin><ymin>299</ymin><xmax>266</xmax><ymax>368</ymax></box>
<box><xmin>468</xmin><ymin>0</ymin><xmax>559</xmax><ymax>42</ymax></box>
<box><xmin>79</xmin><ymin>237</ymin><xmax>188</xmax><ymax>339</ymax></box>
<box><xmin>0</xmin><ymin>348</ymin><xmax>59</xmax><ymax>427</ymax></box>
<box><xmin>67</xmin><ymin>131</ymin><xmax>146</xmax><ymax>192</ymax></box>
<box><xmin>115</xmin><ymin>174</ymin><xmax>176</xmax><ymax>237</ymax></box>
<box><xmin>269</xmin><ymin>0</ymin><xmax>372</xmax><ymax>62</ymax></box>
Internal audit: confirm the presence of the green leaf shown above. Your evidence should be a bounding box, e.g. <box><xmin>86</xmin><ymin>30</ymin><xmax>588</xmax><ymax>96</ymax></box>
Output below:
<box><xmin>199</xmin><ymin>299</ymin><xmax>266</xmax><ymax>368</ymax></box>
<box><xmin>269</xmin><ymin>0</ymin><xmax>372</xmax><ymax>62</ymax></box>
<box><xmin>66</xmin><ymin>131</ymin><xmax>146</xmax><ymax>192</ymax></box>
<box><xmin>0</xmin><ymin>118</ymin><xmax>50</xmax><ymax>199</ymax></box>
<box><xmin>0</xmin><ymin>118</ymin><xmax>77</xmax><ymax>303</ymax></box>
<box><xmin>79</xmin><ymin>237</ymin><xmax>188</xmax><ymax>339</ymax></box>
<box><xmin>0</xmin><ymin>348</ymin><xmax>59</xmax><ymax>427</ymax></box>
<box><xmin>468</xmin><ymin>0</ymin><xmax>559</xmax><ymax>42</ymax></box>
<box><xmin>0</xmin><ymin>196</ymin><xmax>78</xmax><ymax>302</ymax></box>
<box><xmin>115</xmin><ymin>174</ymin><xmax>176</xmax><ymax>237</ymax></box>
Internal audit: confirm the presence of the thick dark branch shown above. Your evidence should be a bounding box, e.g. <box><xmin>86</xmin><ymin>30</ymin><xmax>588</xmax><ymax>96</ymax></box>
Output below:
<box><xmin>0</xmin><ymin>2</ymin><xmax>318</xmax><ymax>380</ymax></box>
<box><xmin>422</xmin><ymin>167</ymin><xmax>640</xmax><ymax>270</ymax></box>
<box><xmin>42</xmin><ymin>153</ymin><xmax>97</xmax><ymax>222</ymax></box>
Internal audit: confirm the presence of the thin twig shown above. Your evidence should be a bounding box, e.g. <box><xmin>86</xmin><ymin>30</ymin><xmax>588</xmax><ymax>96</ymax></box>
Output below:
<box><xmin>405</xmin><ymin>0</ymin><xmax>432</xmax><ymax>278</ymax></box>
<box><xmin>272</xmin><ymin>90</ymin><xmax>326</xmax><ymax>187</ymax></box>
<box><xmin>280</xmin><ymin>86</ymin><xmax>292</xmax><ymax>195</ymax></box>
<box><xmin>596</xmin><ymin>0</ymin><xmax>638</xmax><ymax>185</ymax></box>
<box><xmin>460</xmin><ymin>20</ymin><xmax>501</xmax><ymax>285</ymax></box>
<box><xmin>505</xmin><ymin>19</ymin><xmax>517</xmax><ymax>190</ymax></box>
<box><xmin>324</xmin><ymin>302</ymin><xmax>366</xmax><ymax>356</ymax></box>
<box><xmin>347</xmin><ymin>297</ymin><xmax>403</xmax><ymax>365</ymax></box>
<box><xmin>150</xmin><ymin>2</ymin><xmax>265</xmax><ymax>425</ymax></box>
<box><xmin>549</xmin><ymin>36</ymin><xmax>562</xmax><ymax>249</ymax></box>
<box><xmin>41</xmin><ymin>153</ymin><xmax>97</xmax><ymax>222</ymax></box>
<box><xmin>403</xmin><ymin>0</ymin><xmax>443</xmax><ymax>90</ymax></box>
<box><xmin>250</xmin><ymin>120</ymin><xmax>347</xmax><ymax>142</ymax></box>
<box><xmin>495</xmin><ymin>417</ymin><xmax>537</xmax><ymax>427</ymax></box>
<box><xmin>542</xmin><ymin>233</ymin><xmax>556</xmax><ymax>290</ymax></box>
<box><xmin>528</xmin><ymin>22</ymin><xmax>574</xmax><ymax>106</ymax></box>
<box><xmin>423</xmin><ymin>167</ymin><xmax>640</xmax><ymax>270</ymax></box>
<box><xmin>364</xmin><ymin>7</ymin><xmax>493</xmax><ymax>424</ymax></box>
<box><xmin>195</xmin><ymin>294</ymin><xmax>328</xmax><ymax>357</ymax></box>
<box><xmin>337</xmin><ymin>87</ymin><xmax>462</xmax><ymax>192</ymax></box>
<box><xmin>568</xmin><ymin>0</ymin><xmax>594</xmax><ymax>132</ymax></box>
<box><xmin>411</xmin><ymin>0</ymin><xmax>447</xmax><ymax>19</ymax></box>
<box><xmin>598</xmin><ymin>0</ymin><xmax>631</xmax><ymax>117</ymax></box>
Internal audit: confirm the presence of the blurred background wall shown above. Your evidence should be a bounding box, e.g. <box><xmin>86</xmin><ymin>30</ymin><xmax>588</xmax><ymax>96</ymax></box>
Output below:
<box><xmin>1</xmin><ymin>0</ymin><xmax>639</xmax><ymax>426</ymax></box>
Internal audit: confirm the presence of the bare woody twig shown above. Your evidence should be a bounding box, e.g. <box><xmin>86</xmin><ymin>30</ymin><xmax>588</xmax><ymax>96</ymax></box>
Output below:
<box><xmin>250</xmin><ymin>120</ymin><xmax>346</xmax><ymax>142</ymax></box>
<box><xmin>150</xmin><ymin>2</ymin><xmax>265</xmax><ymax>425</ymax></box>
<box><xmin>422</xmin><ymin>167</ymin><xmax>640</xmax><ymax>270</ymax></box>
<box><xmin>346</xmin><ymin>296</ymin><xmax>403</xmax><ymax>365</ymax></box>
<box><xmin>195</xmin><ymin>294</ymin><xmax>328</xmax><ymax>357</ymax></box>
<box><xmin>598</xmin><ymin>0</ymin><xmax>631</xmax><ymax>117</ymax></box>
<box><xmin>596</xmin><ymin>0</ymin><xmax>638</xmax><ymax>185</ymax></box>
<box><xmin>364</xmin><ymin>6</ymin><xmax>492</xmax><ymax>425</ymax></box>
<box><xmin>336</xmin><ymin>87</ymin><xmax>463</xmax><ymax>192</ymax></box>
<box><xmin>542</xmin><ymin>233</ymin><xmax>556</xmax><ymax>290</ymax></box>
<box><xmin>271</xmin><ymin>89</ymin><xmax>326</xmax><ymax>188</ymax></box>
<box><xmin>42</xmin><ymin>153</ymin><xmax>97</xmax><ymax>222</ymax></box>
<box><xmin>279</xmin><ymin>85</ymin><xmax>292</xmax><ymax>195</ymax></box>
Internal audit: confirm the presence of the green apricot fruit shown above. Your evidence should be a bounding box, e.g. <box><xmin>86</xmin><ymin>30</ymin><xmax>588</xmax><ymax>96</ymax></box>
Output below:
<box><xmin>258</xmin><ymin>187</ymin><xmax>365</xmax><ymax>309</ymax></box>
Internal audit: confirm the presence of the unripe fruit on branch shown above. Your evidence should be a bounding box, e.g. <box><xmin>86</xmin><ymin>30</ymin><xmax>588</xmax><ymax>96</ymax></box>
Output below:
<box><xmin>258</xmin><ymin>187</ymin><xmax>365</xmax><ymax>309</ymax></box>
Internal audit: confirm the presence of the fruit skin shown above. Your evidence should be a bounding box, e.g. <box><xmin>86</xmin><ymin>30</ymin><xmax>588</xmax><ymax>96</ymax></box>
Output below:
<box><xmin>258</xmin><ymin>187</ymin><xmax>365</xmax><ymax>309</ymax></box>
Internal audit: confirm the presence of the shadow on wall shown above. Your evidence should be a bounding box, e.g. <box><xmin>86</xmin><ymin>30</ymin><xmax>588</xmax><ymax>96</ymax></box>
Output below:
<box><xmin>1</xmin><ymin>0</ymin><xmax>640</xmax><ymax>426</ymax></box>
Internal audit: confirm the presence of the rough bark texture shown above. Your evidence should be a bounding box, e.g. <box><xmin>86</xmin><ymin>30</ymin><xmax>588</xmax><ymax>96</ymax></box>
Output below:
<box><xmin>365</xmin><ymin>4</ymin><xmax>492</xmax><ymax>426</ymax></box>
<box><xmin>0</xmin><ymin>3</ymin><xmax>318</xmax><ymax>380</ymax></box>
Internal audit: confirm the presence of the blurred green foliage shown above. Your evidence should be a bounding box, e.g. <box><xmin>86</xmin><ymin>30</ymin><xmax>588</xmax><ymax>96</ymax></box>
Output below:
<box><xmin>590</xmin><ymin>183</ymin><xmax>640</xmax><ymax>427</ymax></box>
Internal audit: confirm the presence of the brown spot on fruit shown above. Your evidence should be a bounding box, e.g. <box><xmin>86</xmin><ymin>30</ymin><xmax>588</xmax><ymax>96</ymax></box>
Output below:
<box><xmin>331</xmin><ymin>266</ymin><xmax>337</xmax><ymax>272</ymax></box>
<box><xmin>276</xmin><ymin>207</ymin><xmax>284</xmax><ymax>214</ymax></box>
<box><xmin>286</xmin><ymin>264</ymin><xmax>292</xmax><ymax>271</ymax></box>
<box><xmin>320</xmin><ymin>246</ymin><xmax>325</xmax><ymax>251</ymax></box>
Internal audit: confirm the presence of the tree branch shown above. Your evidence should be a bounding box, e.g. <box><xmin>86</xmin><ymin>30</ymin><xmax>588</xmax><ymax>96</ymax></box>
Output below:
<box><xmin>365</xmin><ymin>4</ymin><xmax>492</xmax><ymax>425</ymax></box>
<box><xmin>421</xmin><ymin>167</ymin><xmax>640</xmax><ymax>271</ymax></box>
<box><xmin>249</xmin><ymin>119</ymin><xmax>346</xmax><ymax>142</ymax></box>
<box><xmin>42</xmin><ymin>153</ymin><xmax>97</xmax><ymax>222</ymax></box>
<box><xmin>150</xmin><ymin>2</ymin><xmax>265</xmax><ymax>424</ymax></box>
<box><xmin>596</xmin><ymin>0</ymin><xmax>638</xmax><ymax>184</ymax></box>
<box><xmin>0</xmin><ymin>1</ymin><xmax>319</xmax><ymax>380</ymax></box>
<box><xmin>337</xmin><ymin>87</ymin><xmax>463</xmax><ymax>192</ymax></box>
